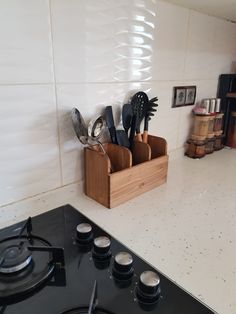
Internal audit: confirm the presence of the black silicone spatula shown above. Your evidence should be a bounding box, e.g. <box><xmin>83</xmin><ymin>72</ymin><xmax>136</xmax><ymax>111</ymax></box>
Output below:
<box><xmin>116</xmin><ymin>130</ymin><xmax>130</xmax><ymax>148</ymax></box>
<box><xmin>105</xmin><ymin>106</ymin><xmax>117</xmax><ymax>144</ymax></box>
<box><xmin>122</xmin><ymin>103</ymin><xmax>133</xmax><ymax>134</ymax></box>
<box><xmin>131</xmin><ymin>91</ymin><xmax>149</xmax><ymax>142</ymax></box>
<box><xmin>143</xmin><ymin>97</ymin><xmax>158</xmax><ymax>143</ymax></box>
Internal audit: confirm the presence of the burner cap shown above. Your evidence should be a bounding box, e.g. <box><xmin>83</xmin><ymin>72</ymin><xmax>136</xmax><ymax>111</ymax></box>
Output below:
<box><xmin>0</xmin><ymin>243</ymin><xmax>32</xmax><ymax>274</ymax></box>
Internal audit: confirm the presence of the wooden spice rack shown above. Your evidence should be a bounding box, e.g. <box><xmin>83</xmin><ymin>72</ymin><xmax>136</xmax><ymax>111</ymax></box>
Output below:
<box><xmin>84</xmin><ymin>135</ymin><xmax>168</xmax><ymax>208</ymax></box>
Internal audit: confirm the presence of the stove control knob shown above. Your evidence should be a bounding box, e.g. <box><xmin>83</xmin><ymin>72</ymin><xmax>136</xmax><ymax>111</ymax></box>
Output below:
<box><xmin>136</xmin><ymin>271</ymin><xmax>161</xmax><ymax>304</ymax></box>
<box><xmin>92</xmin><ymin>236</ymin><xmax>111</xmax><ymax>260</ymax></box>
<box><xmin>112</xmin><ymin>252</ymin><xmax>134</xmax><ymax>281</ymax></box>
<box><xmin>76</xmin><ymin>223</ymin><xmax>93</xmax><ymax>244</ymax></box>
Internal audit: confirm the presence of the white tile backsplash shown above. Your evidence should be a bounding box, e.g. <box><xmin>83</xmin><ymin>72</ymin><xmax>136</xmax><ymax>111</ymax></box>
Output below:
<box><xmin>184</xmin><ymin>10</ymin><xmax>216</xmax><ymax>80</ymax></box>
<box><xmin>153</xmin><ymin>1</ymin><xmax>189</xmax><ymax>81</ymax></box>
<box><xmin>0</xmin><ymin>0</ymin><xmax>53</xmax><ymax>84</ymax></box>
<box><xmin>0</xmin><ymin>0</ymin><xmax>236</xmax><ymax>206</ymax></box>
<box><xmin>51</xmin><ymin>0</ymin><xmax>157</xmax><ymax>83</ymax></box>
<box><xmin>0</xmin><ymin>85</ymin><xmax>61</xmax><ymax>205</ymax></box>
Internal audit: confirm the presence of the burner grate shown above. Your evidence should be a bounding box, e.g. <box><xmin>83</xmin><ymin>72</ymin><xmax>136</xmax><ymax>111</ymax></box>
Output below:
<box><xmin>0</xmin><ymin>217</ymin><xmax>65</xmax><ymax>302</ymax></box>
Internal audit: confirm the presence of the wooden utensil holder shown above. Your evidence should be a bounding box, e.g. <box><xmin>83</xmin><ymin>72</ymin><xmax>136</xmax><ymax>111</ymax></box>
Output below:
<box><xmin>84</xmin><ymin>135</ymin><xmax>168</xmax><ymax>208</ymax></box>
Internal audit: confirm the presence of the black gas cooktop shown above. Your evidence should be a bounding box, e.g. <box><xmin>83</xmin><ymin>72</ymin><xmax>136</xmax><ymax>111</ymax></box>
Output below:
<box><xmin>0</xmin><ymin>204</ymin><xmax>214</xmax><ymax>314</ymax></box>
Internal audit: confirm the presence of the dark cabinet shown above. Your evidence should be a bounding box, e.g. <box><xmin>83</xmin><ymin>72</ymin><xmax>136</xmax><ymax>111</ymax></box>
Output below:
<box><xmin>218</xmin><ymin>74</ymin><xmax>236</xmax><ymax>144</ymax></box>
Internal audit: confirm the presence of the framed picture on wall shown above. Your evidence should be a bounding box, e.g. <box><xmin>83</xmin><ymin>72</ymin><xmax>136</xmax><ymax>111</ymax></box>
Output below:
<box><xmin>172</xmin><ymin>85</ymin><xmax>196</xmax><ymax>108</ymax></box>
<box><xmin>185</xmin><ymin>86</ymin><xmax>196</xmax><ymax>105</ymax></box>
<box><xmin>173</xmin><ymin>87</ymin><xmax>186</xmax><ymax>107</ymax></box>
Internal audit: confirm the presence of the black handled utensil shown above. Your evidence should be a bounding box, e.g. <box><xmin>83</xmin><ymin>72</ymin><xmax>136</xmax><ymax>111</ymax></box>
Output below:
<box><xmin>131</xmin><ymin>91</ymin><xmax>149</xmax><ymax>142</ymax></box>
<box><xmin>116</xmin><ymin>130</ymin><xmax>130</xmax><ymax>148</ymax></box>
<box><xmin>129</xmin><ymin>115</ymin><xmax>137</xmax><ymax>147</ymax></box>
<box><xmin>105</xmin><ymin>106</ymin><xmax>117</xmax><ymax>144</ymax></box>
<box><xmin>143</xmin><ymin>97</ymin><xmax>158</xmax><ymax>143</ymax></box>
<box><xmin>122</xmin><ymin>103</ymin><xmax>133</xmax><ymax>134</ymax></box>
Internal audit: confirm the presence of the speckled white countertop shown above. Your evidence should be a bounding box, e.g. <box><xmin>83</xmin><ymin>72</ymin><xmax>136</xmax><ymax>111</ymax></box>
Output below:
<box><xmin>0</xmin><ymin>148</ymin><xmax>236</xmax><ymax>314</ymax></box>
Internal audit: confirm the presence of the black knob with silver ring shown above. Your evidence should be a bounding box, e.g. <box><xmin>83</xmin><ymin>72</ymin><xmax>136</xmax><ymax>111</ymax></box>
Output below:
<box><xmin>92</xmin><ymin>236</ymin><xmax>111</xmax><ymax>260</ymax></box>
<box><xmin>112</xmin><ymin>252</ymin><xmax>134</xmax><ymax>281</ymax></box>
<box><xmin>136</xmin><ymin>270</ymin><xmax>161</xmax><ymax>305</ymax></box>
<box><xmin>76</xmin><ymin>223</ymin><xmax>93</xmax><ymax>245</ymax></box>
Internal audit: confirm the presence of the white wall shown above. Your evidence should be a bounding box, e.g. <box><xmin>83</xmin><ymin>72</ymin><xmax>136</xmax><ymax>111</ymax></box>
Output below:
<box><xmin>0</xmin><ymin>0</ymin><xmax>236</xmax><ymax>207</ymax></box>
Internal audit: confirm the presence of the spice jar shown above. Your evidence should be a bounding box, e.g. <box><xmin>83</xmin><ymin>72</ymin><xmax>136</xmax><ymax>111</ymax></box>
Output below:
<box><xmin>214</xmin><ymin>113</ymin><xmax>224</xmax><ymax>133</ymax></box>
<box><xmin>214</xmin><ymin>135</ymin><xmax>223</xmax><ymax>151</ymax></box>
<box><xmin>205</xmin><ymin>136</ymin><xmax>215</xmax><ymax>154</ymax></box>
<box><xmin>207</xmin><ymin>116</ymin><xmax>215</xmax><ymax>137</ymax></box>
<box><xmin>186</xmin><ymin>139</ymin><xmax>206</xmax><ymax>158</ymax></box>
<box><xmin>192</xmin><ymin>115</ymin><xmax>210</xmax><ymax>139</ymax></box>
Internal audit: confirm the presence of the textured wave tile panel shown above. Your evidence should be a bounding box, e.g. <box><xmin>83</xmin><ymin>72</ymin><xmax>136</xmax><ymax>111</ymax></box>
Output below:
<box><xmin>51</xmin><ymin>0</ymin><xmax>156</xmax><ymax>82</ymax></box>
<box><xmin>0</xmin><ymin>0</ymin><xmax>53</xmax><ymax>84</ymax></box>
<box><xmin>153</xmin><ymin>1</ymin><xmax>189</xmax><ymax>81</ymax></box>
<box><xmin>184</xmin><ymin>10</ymin><xmax>216</xmax><ymax>80</ymax></box>
<box><xmin>0</xmin><ymin>85</ymin><xmax>61</xmax><ymax>206</ymax></box>
<box><xmin>56</xmin><ymin>82</ymin><xmax>153</xmax><ymax>185</ymax></box>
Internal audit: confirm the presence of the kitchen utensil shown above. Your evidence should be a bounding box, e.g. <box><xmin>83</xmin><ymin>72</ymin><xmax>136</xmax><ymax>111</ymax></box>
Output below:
<box><xmin>88</xmin><ymin>116</ymin><xmax>114</xmax><ymax>173</ymax></box>
<box><xmin>131</xmin><ymin>91</ymin><xmax>149</xmax><ymax>142</ymax></box>
<box><xmin>71</xmin><ymin>108</ymin><xmax>88</xmax><ymax>145</ymax></box>
<box><xmin>122</xmin><ymin>103</ymin><xmax>133</xmax><ymax>134</ymax></box>
<box><xmin>143</xmin><ymin>97</ymin><xmax>158</xmax><ymax>144</ymax></box>
<box><xmin>88</xmin><ymin>116</ymin><xmax>106</xmax><ymax>154</ymax></box>
<box><xmin>116</xmin><ymin>109</ymin><xmax>130</xmax><ymax>148</ymax></box>
<box><xmin>129</xmin><ymin>115</ymin><xmax>137</xmax><ymax>147</ymax></box>
<box><xmin>116</xmin><ymin>130</ymin><xmax>130</xmax><ymax>148</ymax></box>
<box><xmin>105</xmin><ymin>106</ymin><xmax>117</xmax><ymax>144</ymax></box>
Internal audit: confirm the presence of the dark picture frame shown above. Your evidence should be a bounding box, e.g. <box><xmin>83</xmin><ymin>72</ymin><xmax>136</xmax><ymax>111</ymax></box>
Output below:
<box><xmin>172</xmin><ymin>86</ymin><xmax>196</xmax><ymax>108</ymax></box>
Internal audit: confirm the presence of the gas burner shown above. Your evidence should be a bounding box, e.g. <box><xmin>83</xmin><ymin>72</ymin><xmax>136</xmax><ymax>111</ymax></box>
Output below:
<box><xmin>0</xmin><ymin>217</ymin><xmax>65</xmax><ymax>302</ymax></box>
<box><xmin>59</xmin><ymin>307</ymin><xmax>114</xmax><ymax>314</ymax></box>
<box><xmin>0</xmin><ymin>243</ymin><xmax>32</xmax><ymax>274</ymax></box>
<box><xmin>59</xmin><ymin>281</ymin><xmax>115</xmax><ymax>314</ymax></box>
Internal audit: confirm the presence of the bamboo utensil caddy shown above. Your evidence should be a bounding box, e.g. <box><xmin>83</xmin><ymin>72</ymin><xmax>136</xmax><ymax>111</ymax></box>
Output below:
<box><xmin>84</xmin><ymin>135</ymin><xmax>168</xmax><ymax>208</ymax></box>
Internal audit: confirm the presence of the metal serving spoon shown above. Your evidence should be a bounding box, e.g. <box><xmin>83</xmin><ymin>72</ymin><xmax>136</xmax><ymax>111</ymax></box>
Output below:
<box><xmin>88</xmin><ymin>116</ymin><xmax>106</xmax><ymax>154</ymax></box>
<box><xmin>88</xmin><ymin>116</ymin><xmax>114</xmax><ymax>172</ymax></box>
<box><xmin>71</xmin><ymin>108</ymin><xmax>89</xmax><ymax>145</ymax></box>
